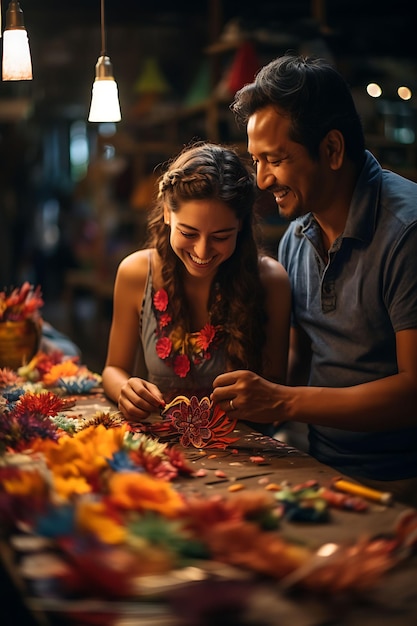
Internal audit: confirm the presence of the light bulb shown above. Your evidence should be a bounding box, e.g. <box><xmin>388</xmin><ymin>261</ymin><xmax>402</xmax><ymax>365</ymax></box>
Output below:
<box><xmin>2</xmin><ymin>0</ymin><xmax>33</xmax><ymax>81</ymax></box>
<box><xmin>88</xmin><ymin>56</ymin><xmax>121</xmax><ymax>123</ymax></box>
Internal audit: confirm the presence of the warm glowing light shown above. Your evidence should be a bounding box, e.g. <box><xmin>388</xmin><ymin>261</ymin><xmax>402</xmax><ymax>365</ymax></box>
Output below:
<box><xmin>316</xmin><ymin>543</ymin><xmax>339</xmax><ymax>557</ymax></box>
<box><xmin>398</xmin><ymin>86</ymin><xmax>412</xmax><ymax>101</ymax></box>
<box><xmin>366</xmin><ymin>82</ymin><xmax>382</xmax><ymax>98</ymax></box>
<box><xmin>2</xmin><ymin>28</ymin><xmax>32</xmax><ymax>81</ymax></box>
<box><xmin>88</xmin><ymin>76</ymin><xmax>121</xmax><ymax>123</ymax></box>
<box><xmin>88</xmin><ymin>0</ymin><xmax>122</xmax><ymax>123</ymax></box>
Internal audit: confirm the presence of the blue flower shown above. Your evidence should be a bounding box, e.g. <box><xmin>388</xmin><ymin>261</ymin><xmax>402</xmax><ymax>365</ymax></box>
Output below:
<box><xmin>107</xmin><ymin>449</ymin><xmax>144</xmax><ymax>473</ymax></box>
<box><xmin>2</xmin><ymin>386</ymin><xmax>26</xmax><ymax>402</ymax></box>
<box><xmin>35</xmin><ymin>504</ymin><xmax>75</xmax><ymax>537</ymax></box>
<box><xmin>58</xmin><ymin>376</ymin><xmax>98</xmax><ymax>394</ymax></box>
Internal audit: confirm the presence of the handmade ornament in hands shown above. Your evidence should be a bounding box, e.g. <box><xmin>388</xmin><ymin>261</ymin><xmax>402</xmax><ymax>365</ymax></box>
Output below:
<box><xmin>145</xmin><ymin>394</ymin><xmax>238</xmax><ymax>449</ymax></box>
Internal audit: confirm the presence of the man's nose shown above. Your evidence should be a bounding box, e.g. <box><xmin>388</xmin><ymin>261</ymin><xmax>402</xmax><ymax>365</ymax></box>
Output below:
<box><xmin>256</xmin><ymin>162</ymin><xmax>275</xmax><ymax>190</ymax></box>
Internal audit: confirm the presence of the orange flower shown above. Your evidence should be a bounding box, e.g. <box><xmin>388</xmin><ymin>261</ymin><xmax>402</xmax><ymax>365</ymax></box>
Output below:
<box><xmin>76</xmin><ymin>499</ymin><xmax>126</xmax><ymax>544</ymax></box>
<box><xmin>42</xmin><ymin>360</ymin><xmax>80</xmax><ymax>386</ymax></box>
<box><xmin>108</xmin><ymin>472</ymin><xmax>185</xmax><ymax>518</ymax></box>
<box><xmin>2</xmin><ymin>468</ymin><xmax>47</xmax><ymax>497</ymax></box>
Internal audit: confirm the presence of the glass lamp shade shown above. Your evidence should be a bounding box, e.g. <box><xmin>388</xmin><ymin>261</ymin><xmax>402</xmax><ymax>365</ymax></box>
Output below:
<box><xmin>88</xmin><ymin>78</ymin><xmax>121</xmax><ymax>122</ymax></box>
<box><xmin>2</xmin><ymin>28</ymin><xmax>33</xmax><ymax>81</ymax></box>
<box><xmin>88</xmin><ymin>56</ymin><xmax>121</xmax><ymax>122</ymax></box>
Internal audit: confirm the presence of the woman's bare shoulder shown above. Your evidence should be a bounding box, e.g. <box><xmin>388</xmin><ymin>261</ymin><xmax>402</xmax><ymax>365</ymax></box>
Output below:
<box><xmin>116</xmin><ymin>248</ymin><xmax>153</xmax><ymax>286</ymax></box>
<box><xmin>258</xmin><ymin>254</ymin><xmax>289</xmax><ymax>285</ymax></box>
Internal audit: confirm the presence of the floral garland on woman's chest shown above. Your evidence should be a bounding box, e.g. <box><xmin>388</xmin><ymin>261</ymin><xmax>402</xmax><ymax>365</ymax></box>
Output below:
<box><xmin>152</xmin><ymin>288</ymin><xmax>221</xmax><ymax>378</ymax></box>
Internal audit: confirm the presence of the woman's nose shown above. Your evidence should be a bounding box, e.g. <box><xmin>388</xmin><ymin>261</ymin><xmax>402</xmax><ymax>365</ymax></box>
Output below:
<box><xmin>256</xmin><ymin>162</ymin><xmax>275</xmax><ymax>190</ymax></box>
<box><xmin>194</xmin><ymin>238</ymin><xmax>211</xmax><ymax>259</ymax></box>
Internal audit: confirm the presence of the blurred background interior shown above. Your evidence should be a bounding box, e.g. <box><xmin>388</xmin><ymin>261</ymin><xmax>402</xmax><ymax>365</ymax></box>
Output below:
<box><xmin>0</xmin><ymin>0</ymin><xmax>415</xmax><ymax>373</ymax></box>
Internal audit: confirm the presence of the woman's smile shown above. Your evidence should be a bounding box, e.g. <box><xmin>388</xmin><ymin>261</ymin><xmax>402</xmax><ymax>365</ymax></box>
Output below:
<box><xmin>189</xmin><ymin>252</ymin><xmax>214</xmax><ymax>266</ymax></box>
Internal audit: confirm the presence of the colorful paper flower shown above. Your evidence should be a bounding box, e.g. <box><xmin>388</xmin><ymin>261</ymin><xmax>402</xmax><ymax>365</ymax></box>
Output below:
<box><xmin>151</xmin><ymin>288</ymin><xmax>221</xmax><ymax>379</ymax></box>
<box><xmin>0</xmin><ymin>282</ymin><xmax>44</xmax><ymax>322</ymax></box>
<box><xmin>156</xmin><ymin>395</ymin><xmax>239</xmax><ymax>449</ymax></box>
<box><xmin>107</xmin><ymin>472</ymin><xmax>185</xmax><ymax>518</ymax></box>
<box><xmin>12</xmin><ymin>391</ymin><xmax>69</xmax><ymax>418</ymax></box>
<box><xmin>18</xmin><ymin>351</ymin><xmax>76</xmax><ymax>382</ymax></box>
<box><xmin>57</xmin><ymin>375</ymin><xmax>99</xmax><ymax>394</ymax></box>
<box><xmin>40</xmin><ymin>424</ymin><xmax>127</xmax><ymax>476</ymax></box>
<box><xmin>153</xmin><ymin>288</ymin><xmax>168</xmax><ymax>312</ymax></box>
<box><xmin>156</xmin><ymin>336</ymin><xmax>172</xmax><ymax>359</ymax></box>
<box><xmin>173</xmin><ymin>353</ymin><xmax>190</xmax><ymax>378</ymax></box>
<box><xmin>0</xmin><ymin>467</ymin><xmax>48</xmax><ymax>498</ymax></box>
<box><xmin>0</xmin><ymin>368</ymin><xmax>21</xmax><ymax>388</ymax></box>
<box><xmin>76</xmin><ymin>499</ymin><xmax>126</xmax><ymax>544</ymax></box>
<box><xmin>195</xmin><ymin>323</ymin><xmax>216</xmax><ymax>351</ymax></box>
<box><xmin>0</xmin><ymin>390</ymin><xmax>67</xmax><ymax>452</ymax></box>
<box><xmin>42</xmin><ymin>360</ymin><xmax>81</xmax><ymax>386</ymax></box>
<box><xmin>159</xmin><ymin>312</ymin><xmax>171</xmax><ymax>327</ymax></box>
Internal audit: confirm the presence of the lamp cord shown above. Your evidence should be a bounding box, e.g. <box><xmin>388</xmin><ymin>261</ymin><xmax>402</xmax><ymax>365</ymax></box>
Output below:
<box><xmin>100</xmin><ymin>0</ymin><xmax>106</xmax><ymax>56</ymax></box>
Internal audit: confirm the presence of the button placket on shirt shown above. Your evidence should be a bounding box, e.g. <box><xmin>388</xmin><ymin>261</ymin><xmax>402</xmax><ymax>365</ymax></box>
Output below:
<box><xmin>303</xmin><ymin>219</ymin><xmax>340</xmax><ymax>314</ymax></box>
<box><xmin>320</xmin><ymin>237</ymin><xmax>342</xmax><ymax>313</ymax></box>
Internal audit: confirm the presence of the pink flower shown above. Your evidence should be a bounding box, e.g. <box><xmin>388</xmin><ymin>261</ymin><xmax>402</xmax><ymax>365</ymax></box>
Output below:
<box><xmin>195</xmin><ymin>323</ymin><xmax>216</xmax><ymax>351</ymax></box>
<box><xmin>173</xmin><ymin>354</ymin><xmax>190</xmax><ymax>378</ymax></box>
<box><xmin>159</xmin><ymin>313</ymin><xmax>171</xmax><ymax>328</ymax></box>
<box><xmin>153</xmin><ymin>289</ymin><xmax>168</xmax><ymax>312</ymax></box>
<box><xmin>156</xmin><ymin>336</ymin><xmax>172</xmax><ymax>359</ymax></box>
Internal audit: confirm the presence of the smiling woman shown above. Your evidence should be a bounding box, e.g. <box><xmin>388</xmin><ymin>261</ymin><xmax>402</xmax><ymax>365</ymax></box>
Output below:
<box><xmin>101</xmin><ymin>141</ymin><xmax>291</xmax><ymax>423</ymax></box>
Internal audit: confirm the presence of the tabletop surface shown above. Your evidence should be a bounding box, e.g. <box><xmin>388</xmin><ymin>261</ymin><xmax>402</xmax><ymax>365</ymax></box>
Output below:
<box><xmin>1</xmin><ymin>389</ymin><xmax>417</xmax><ymax>626</ymax></box>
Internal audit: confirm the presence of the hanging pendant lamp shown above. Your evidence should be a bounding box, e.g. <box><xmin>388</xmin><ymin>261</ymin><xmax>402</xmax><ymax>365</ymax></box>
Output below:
<box><xmin>2</xmin><ymin>0</ymin><xmax>33</xmax><ymax>81</ymax></box>
<box><xmin>88</xmin><ymin>0</ymin><xmax>121</xmax><ymax>122</ymax></box>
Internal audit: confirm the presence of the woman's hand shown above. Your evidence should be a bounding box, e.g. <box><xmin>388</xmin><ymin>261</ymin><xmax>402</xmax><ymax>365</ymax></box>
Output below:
<box><xmin>117</xmin><ymin>377</ymin><xmax>165</xmax><ymax>422</ymax></box>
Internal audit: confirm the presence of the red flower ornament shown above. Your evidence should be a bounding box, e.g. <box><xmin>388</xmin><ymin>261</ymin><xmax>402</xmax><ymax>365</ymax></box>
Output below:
<box><xmin>173</xmin><ymin>354</ymin><xmax>190</xmax><ymax>378</ymax></box>
<box><xmin>156</xmin><ymin>336</ymin><xmax>172</xmax><ymax>359</ymax></box>
<box><xmin>195</xmin><ymin>323</ymin><xmax>216</xmax><ymax>351</ymax></box>
<box><xmin>148</xmin><ymin>395</ymin><xmax>239</xmax><ymax>449</ymax></box>
<box><xmin>151</xmin><ymin>287</ymin><xmax>221</xmax><ymax>379</ymax></box>
<box><xmin>153</xmin><ymin>289</ymin><xmax>168</xmax><ymax>312</ymax></box>
<box><xmin>159</xmin><ymin>313</ymin><xmax>172</xmax><ymax>328</ymax></box>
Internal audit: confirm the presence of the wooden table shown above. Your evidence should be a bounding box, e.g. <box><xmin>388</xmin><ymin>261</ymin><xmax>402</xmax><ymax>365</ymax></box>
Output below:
<box><xmin>1</xmin><ymin>391</ymin><xmax>417</xmax><ymax>626</ymax></box>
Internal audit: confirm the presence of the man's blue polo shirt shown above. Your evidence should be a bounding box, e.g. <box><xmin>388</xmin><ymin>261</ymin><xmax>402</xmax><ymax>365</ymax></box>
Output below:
<box><xmin>278</xmin><ymin>151</ymin><xmax>417</xmax><ymax>480</ymax></box>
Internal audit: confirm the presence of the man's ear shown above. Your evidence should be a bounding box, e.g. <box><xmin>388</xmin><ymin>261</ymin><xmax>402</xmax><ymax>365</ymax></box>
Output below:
<box><xmin>321</xmin><ymin>129</ymin><xmax>344</xmax><ymax>170</ymax></box>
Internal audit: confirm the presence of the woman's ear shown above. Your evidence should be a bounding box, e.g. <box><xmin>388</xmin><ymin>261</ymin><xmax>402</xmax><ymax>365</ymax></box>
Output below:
<box><xmin>322</xmin><ymin>129</ymin><xmax>344</xmax><ymax>170</ymax></box>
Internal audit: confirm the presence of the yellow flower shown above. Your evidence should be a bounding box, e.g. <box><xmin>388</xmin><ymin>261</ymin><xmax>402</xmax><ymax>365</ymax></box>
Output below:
<box><xmin>108</xmin><ymin>472</ymin><xmax>185</xmax><ymax>518</ymax></box>
<box><xmin>39</xmin><ymin>424</ymin><xmax>128</xmax><ymax>488</ymax></box>
<box><xmin>76</xmin><ymin>499</ymin><xmax>126</xmax><ymax>544</ymax></box>
<box><xmin>170</xmin><ymin>327</ymin><xmax>188</xmax><ymax>353</ymax></box>
<box><xmin>52</xmin><ymin>474</ymin><xmax>91</xmax><ymax>499</ymax></box>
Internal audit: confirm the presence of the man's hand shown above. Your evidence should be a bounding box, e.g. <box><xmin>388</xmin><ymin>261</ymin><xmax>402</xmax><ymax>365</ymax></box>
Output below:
<box><xmin>211</xmin><ymin>370</ymin><xmax>283</xmax><ymax>423</ymax></box>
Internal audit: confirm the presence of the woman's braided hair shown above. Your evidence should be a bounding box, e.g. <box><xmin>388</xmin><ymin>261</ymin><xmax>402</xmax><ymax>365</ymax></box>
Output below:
<box><xmin>145</xmin><ymin>141</ymin><xmax>267</xmax><ymax>373</ymax></box>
